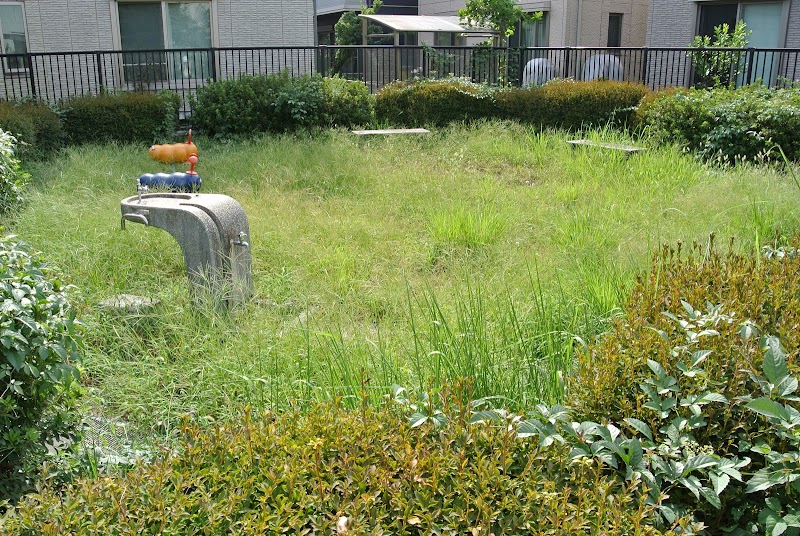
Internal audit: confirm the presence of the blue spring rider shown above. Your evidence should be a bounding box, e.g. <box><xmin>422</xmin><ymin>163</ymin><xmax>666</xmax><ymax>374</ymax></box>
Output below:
<box><xmin>138</xmin><ymin>153</ymin><xmax>201</xmax><ymax>193</ymax></box>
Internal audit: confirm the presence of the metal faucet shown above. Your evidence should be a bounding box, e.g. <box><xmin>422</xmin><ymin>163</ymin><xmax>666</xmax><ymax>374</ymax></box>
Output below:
<box><xmin>231</xmin><ymin>231</ymin><xmax>249</xmax><ymax>248</ymax></box>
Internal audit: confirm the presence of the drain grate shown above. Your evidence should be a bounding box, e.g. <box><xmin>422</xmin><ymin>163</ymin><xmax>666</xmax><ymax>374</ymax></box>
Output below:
<box><xmin>80</xmin><ymin>415</ymin><xmax>153</xmax><ymax>467</ymax></box>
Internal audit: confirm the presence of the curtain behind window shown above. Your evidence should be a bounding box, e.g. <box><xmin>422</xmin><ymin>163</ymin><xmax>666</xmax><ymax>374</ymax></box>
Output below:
<box><xmin>166</xmin><ymin>3</ymin><xmax>211</xmax><ymax>79</ymax></box>
<box><xmin>0</xmin><ymin>4</ymin><xmax>27</xmax><ymax>69</ymax></box>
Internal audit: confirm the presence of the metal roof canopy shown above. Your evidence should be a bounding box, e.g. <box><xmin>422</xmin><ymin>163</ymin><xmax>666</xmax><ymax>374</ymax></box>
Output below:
<box><xmin>359</xmin><ymin>14</ymin><xmax>495</xmax><ymax>34</ymax></box>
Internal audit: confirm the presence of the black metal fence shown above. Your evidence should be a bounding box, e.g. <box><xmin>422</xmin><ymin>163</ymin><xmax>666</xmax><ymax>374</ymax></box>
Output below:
<box><xmin>0</xmin><ymin>46</ymin><xmax>798</xmax><ymax>116</ymax></box>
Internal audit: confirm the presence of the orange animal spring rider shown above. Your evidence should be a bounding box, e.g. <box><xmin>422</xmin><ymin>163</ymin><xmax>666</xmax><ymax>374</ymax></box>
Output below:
<box><xmin>148</xmin><ymin>129</ymin><xmax>199</xmax><ymax>164</ymax></box>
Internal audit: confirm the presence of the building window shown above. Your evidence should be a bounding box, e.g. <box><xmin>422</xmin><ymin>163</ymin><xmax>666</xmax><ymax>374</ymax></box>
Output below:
<box><xmin>698</xmin><ymin>4</ymin><xmax>738</xmax><ymax>37</ymax></box>
<box><xmin>435</xmin><ymin>32</ymin><xmax>455</xmax><ymax>47</ymax></box>
<box><xmin>607</xmin><ymin>13</ymin><xmax>623</xmax><ymax>47</ymax></box>
<box><xmin>117</xmin><ymin>1</ymin><xmax>212</xmax><ymax>83</ymax></box>
<box><xmin>398</xmin><ymin>31</ymin><xmax>417</xmax><ymax>45</ymax></box>
<box><xmin>696</xmin><ymin>2</ymin><xmax>785</xmax><ymax>85</ymax></box>
<box><xmin>0</xmin><ymin>3</ymin><xmax>28</xmax><ymax>72</ymax></box>
<box><xmin>510</xmin><ymin>12</ymin><xmax>548</xmax><ymax>47</ymax></box>
<box><xmin>697</xmin><ymin>2</ymin><xmax>784</xmax><ymax>46</ymax></box>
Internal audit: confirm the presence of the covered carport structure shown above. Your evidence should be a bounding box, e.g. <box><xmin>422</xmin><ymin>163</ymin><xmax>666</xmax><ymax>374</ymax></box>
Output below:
<box><xmin>354</xmin><ymin>14</ymin><xmax>499</xmax><ymax>85</ymax></box>
<box><xmin>358</xmin><ymin>14</ymin><xmax>496</xmax><ymax>46</ymax></box>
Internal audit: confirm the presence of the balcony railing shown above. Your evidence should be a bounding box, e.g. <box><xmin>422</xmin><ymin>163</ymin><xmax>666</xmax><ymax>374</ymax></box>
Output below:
<box><xmin>0</xmin><ymin>46</ymin><xmax>797</xmax><ymax>117</ymax></box>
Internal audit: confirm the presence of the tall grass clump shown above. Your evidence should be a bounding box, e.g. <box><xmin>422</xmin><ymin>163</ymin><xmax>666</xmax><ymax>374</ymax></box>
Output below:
<box><xmin>406</xmin><ymin>277</ymin><xmax>618</xmax><ymax>407</ymax></box>
<box><xmin>426</xmin><ymin>205</ymin><xmax>507</xmax><ymax>265</ymax></box>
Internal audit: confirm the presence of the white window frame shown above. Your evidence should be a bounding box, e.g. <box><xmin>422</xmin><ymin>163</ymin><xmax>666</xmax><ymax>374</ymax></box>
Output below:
<box><xmin>0</xmin><ymin>1</ymin><xmax>30</xmax><ymax>74</ymax></box>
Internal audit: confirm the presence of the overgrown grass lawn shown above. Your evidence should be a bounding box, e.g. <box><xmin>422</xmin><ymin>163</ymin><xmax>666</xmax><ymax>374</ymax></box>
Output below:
<box><xmin>12</xmin><ymin>121</ymin><xmax>800</xmax><ymax>437</ymax></box>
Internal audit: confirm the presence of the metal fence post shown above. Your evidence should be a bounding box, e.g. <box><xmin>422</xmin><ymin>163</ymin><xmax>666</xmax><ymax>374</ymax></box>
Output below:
<box><xmin>319</xmin><ymin>45</ymin><xmax>327</xmax><ymax>78</ymax></box>
<box><xmin>95</xmin><ymin>52</ymin><xmax>104</xmax><ymax>92</ymax></box>
<box><xmin>745</xmin><ymin>47</ymin><xmax>755</xmax><ymax>85</ymax></box>
<box><xmin>210</xmin><ymin>48</ymin><xmax>218</xmax><ymax>82</ymax></box>
<box><xmin>26</xmin><ymin>54</ymin><xmax>36</xmax><ymax>98</ymax></box>
<box><xmin>564</xmin><ymin>47</ymin><xmax>571</xmax><ymax>79</ymax></box>
<box><xmin>641</xmin><ymin>47</ymin><xmax>649</xmax><ymax>88</ymax></box>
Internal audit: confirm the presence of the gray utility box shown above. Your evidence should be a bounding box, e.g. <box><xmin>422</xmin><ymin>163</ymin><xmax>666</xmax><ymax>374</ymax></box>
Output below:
<box><xmin>121</xmin><ymin>192</ymin><xmax>253</xmax><ymax>308</ymax></box>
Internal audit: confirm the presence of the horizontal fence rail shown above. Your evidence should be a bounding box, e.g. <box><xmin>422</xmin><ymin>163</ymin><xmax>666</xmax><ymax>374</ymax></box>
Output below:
<box><xmin>0</xmin><ymin>46</ymin><xmax>798</xmax><ymax>117</ymax></box>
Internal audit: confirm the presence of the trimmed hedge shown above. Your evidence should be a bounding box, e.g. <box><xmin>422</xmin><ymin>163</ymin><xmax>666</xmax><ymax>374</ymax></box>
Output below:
<box><xmin>375</xmin><ymin>78</ymin><xmax>498</xmax><ymax>127</ymax></box>
<box><xmin>1</xmin><ymin>404</ymin><xmax>661</xmax><ymax>534</ymax></box>
<box><xmin>191</xmin><ymin>72</ymin><xmax>375</xmax><ymax>136</ymax></box>
<box><xmin>63</xmin><ymin>91</ymin><xmax>180</xmax><ymax>145</ymax></box>
<box><xmin>636</xmin><ymin>85</ymin><xmax>800</xmax><ymax>162</ymax></box>
<box><xmin>496</xmin><ymin>79</ymin><xmax>649</xmax><ymax>130</ymax></box>
<box><xmin>0</xmin><ymin>102</ymin><xmax>65</xmax><ymax>160</ymax></box>
<box><xmin>375</xmin><ymin>78</ymin><xmax>650</xmax><ymax>130</ymax></box>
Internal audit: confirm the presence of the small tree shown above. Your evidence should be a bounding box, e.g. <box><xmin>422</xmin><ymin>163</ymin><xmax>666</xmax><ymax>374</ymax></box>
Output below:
<box><xmin>458</xmin><ymin>0</ymin><xmax>540</xmax><ymax>48</ymax></box>
<box><xmin>459</xmin><ymin>0</ymin><xmax>540</xmax><ymax>85</ymax></box>
<box><xmin>333</xmin><ymin>0</ymin><xmax>384</xmax><ymax>73</ymax></box>
<box><xmin>690</xmin><ymin>20</ymin><xmax>750</xmax><ymax>88</ymax></box>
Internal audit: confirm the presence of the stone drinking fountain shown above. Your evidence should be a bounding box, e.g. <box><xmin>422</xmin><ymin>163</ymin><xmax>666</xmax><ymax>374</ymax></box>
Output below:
<box><xmin>120</xmin><ymin>187</ymin><xmax>253</xmax><ymax>308</ymax></box>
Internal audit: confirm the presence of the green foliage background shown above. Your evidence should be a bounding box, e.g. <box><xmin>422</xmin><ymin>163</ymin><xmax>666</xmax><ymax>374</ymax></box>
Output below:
<box><xmin>0</xmin><ymin>238</ymin><xmax>82</xmax><ymax>502</ymax></box>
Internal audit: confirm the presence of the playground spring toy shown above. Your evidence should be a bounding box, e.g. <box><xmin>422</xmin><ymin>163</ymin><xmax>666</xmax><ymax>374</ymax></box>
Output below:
<box><xmin>138</xmin><ymin>154</ymin><xmax>201</xmax><ymax>193</ymax></box>
<box><xmin>149</xmin><ymin>129</ymin><xmax>198</xmax><ymax>164</ymax></box>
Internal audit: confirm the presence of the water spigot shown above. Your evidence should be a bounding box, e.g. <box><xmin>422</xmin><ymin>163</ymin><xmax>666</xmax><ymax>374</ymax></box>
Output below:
<box><xmin>231</xmin><ymin>231</ymin><xmax>249</xmax><ymax>248</ymax></box>
<box><xmin>137</xmin><ymin>180</ymin><xmax>149</xmax><ymax>202</ymax></box>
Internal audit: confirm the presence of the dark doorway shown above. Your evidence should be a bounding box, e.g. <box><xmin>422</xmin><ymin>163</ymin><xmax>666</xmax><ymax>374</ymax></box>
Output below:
<box><xmin>607</xmin><ymin>13</ymin><xmax>623</xmax><ymax>47</ymax></box>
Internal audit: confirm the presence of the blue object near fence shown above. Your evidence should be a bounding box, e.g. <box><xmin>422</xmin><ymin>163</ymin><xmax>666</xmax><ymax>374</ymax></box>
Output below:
<box><xmin>138</xmin><ymin>172</ymin><xmax>201</xmax><ymax>193</ymax></box>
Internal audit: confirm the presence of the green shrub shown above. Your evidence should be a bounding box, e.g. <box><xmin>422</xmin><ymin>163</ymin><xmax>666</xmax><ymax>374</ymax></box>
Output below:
<box><xmin>571</xmin><ymin>237</ymin><xmax>800</xmax><ymax>430</ymax></box>
<box><xmin>637</xmin><ymin>85</ymin><xmax>800</xmax><ymax>162</ymax></box>
<box><xmin>62</xmin><ymin>91</ymin><xmax>180</xmax><ymax>145</ymax></box>
<box><xmin>689</xmin><ymin>20</ymin><xmax>750</xmax><ymax>89</ymax></box>
<box><xmin>375</xmin><ymin>77</ymin><xmax>498</xmax><ymax>127</ymax></box>
<box><xmin>0</xmin><ymin>102</ymin><xmax>64</xmax><ymax>160</ymax></box>
<box><xmin>192</xmin><ymin>72</ymin><xmax>370</xmax><ymax>136</ymax></box>
<box><xmin>568</xmin><ymin>237</ymin><xmax>800</xmax><ymax>532</ymax></box>
<box><xmin>0</xmin><ymin>130</ymin><xmax>28</xmax><ymax>215</ymax></box>
<box><xmin>496</xmin><ymin>80</ymin><xmax>650</xmax><ymax>130</ymax></box>
<box><xmin>2</xmin><ymin>401</ymin><xmax>664</xmax><ymax>534</ymax></box>
<box><xmin>0</xmin><ymin>237</ymin><xmax>82</xmax><ymax>502</ymax></box>
<box><xmin>321</xmin><ymin>76</ymin><xmax>374</xmax><ymax>128</ymax></box>
<box><xmin>525</xmin><ymin>327</ymin><xmax>800</xmax><ymax>534</ymax></box>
